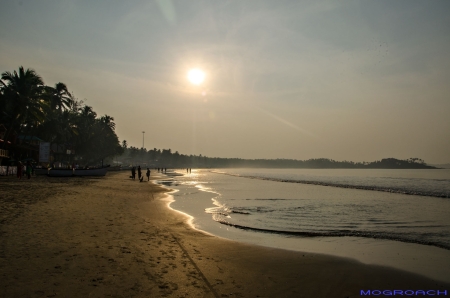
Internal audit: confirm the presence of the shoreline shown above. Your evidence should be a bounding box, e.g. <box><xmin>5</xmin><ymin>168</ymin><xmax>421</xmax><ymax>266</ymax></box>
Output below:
<box><xmin>1</xmin><ymin>172</ymin><xmax>449</xmax><ymax>297</ymax></box>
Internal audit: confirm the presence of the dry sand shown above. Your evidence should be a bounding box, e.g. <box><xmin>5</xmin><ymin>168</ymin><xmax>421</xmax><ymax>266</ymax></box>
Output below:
<box><xmin>0</xmin><ymin>172</ymin><xmax>448</xmax><ymax>298</ymax></box>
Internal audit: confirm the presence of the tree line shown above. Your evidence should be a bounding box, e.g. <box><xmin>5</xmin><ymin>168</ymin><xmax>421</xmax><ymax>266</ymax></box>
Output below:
<box><xmin>118</xmin><ymin>146</ymin><xmax>436</xmax><ymax>169</ymax></box>
<box><xmin>0</xmin><ymin>66</ymin><xmax>123</xmax><ymax>165</ymax></box>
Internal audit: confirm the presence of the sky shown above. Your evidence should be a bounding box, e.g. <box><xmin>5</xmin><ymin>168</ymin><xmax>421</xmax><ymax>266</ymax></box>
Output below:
<box><xmin>1</xmin><ymin>0</ymin><xmax>449</xmax><ymax>164</ymax></box>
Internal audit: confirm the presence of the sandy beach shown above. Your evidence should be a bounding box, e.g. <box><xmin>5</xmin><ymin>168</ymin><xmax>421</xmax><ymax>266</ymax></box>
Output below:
<box><xmin>1</xmin><ymin>172</ymin><xmax>448</xmax><ymax>298</ymax></box>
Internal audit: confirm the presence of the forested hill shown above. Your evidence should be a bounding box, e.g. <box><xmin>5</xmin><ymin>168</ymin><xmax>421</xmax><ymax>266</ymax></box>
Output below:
<box><xmin>118</xmin><ymin>148</ymin><xmax>437</xmax><ymax>169</ymax></box>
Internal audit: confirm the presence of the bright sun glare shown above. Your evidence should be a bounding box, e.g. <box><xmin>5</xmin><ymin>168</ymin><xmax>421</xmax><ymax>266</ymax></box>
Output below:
<box><xmin>187</xmin><ymin>68</ymin><xmax>205</xmax><ymax>85</ymax></box>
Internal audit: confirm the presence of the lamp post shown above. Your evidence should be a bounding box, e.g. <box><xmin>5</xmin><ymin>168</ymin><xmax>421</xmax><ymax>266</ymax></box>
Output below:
<box><xmin>142</xmin><ymin>131</ymin><xmax>145</xmax><ymax>149</ymax></box>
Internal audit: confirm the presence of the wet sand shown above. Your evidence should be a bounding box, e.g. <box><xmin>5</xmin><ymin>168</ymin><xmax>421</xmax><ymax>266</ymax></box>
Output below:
<box><xmin>0</xmin><ymin>172</ymin><xmax>448</xmax><ymax>297</ymax></box>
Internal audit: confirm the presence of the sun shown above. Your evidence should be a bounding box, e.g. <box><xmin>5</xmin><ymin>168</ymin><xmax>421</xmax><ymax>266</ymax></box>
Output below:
<box><xmin>187</xmin><ymin>68</ymin><xmax>205</xmax><ymax>85</ymax></box>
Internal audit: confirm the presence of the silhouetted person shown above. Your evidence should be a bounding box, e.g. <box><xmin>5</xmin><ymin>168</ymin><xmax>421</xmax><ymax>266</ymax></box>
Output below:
<box><xmin>186</xmin><ymin>168</ymin><xmax>189</xmax><ymax>173</ymax></box>
<box><xmin>17</xmin><ymin>162</ymin><xmax>23</xmax><ymax>179</ymax></box>
<box><xmin>138</xmin><ymin>166</ymin><xmax>142</xmax><ymax>180</ymax></box>
<box><xmin>131</xmin><ymin>166</ymin><xmax>136</xmax><ymax>180</ymax></box>
<box><xmin>189</xmin><ymin>168</ymin><xmax>191</xmax><ymax>173</ymax></box>
<box><xmin>146</xmin><ymin>168</ymin><xmax>150</xmax><ymax>181</ymax></box>
<box><xmin>26</xmin><ymin>161</ymin><xmax>32</xmax><ymax>179</ymax></box>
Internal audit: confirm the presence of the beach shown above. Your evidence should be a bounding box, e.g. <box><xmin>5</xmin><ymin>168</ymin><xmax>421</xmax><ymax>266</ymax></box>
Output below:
<box><xmin>0</xmin><ymin>172</ymin><xmax>448</xmax><ymax>298</ymax></box>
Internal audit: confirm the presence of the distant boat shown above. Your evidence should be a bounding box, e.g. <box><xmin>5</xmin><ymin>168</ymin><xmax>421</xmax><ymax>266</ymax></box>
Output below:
<box><xmin>74</xmin><ymin>166</ymin><xmax>108</xmax><ymax>176</ymax></box>
<box><xmin>48</xmin><ymin>168</ymin><xmax>74</xmax><ymax>177</ymax></box>
<box><xmin>48</xmin><ymin>166</ymin><xmax>109</xmax><ymax>177</ymax></box>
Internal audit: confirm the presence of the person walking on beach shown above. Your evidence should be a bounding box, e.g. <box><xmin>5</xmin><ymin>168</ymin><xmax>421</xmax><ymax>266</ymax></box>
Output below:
<box><xmin>17</xmin><ymin>162</ymin><xmax>23</xmax><ymax>179</ymax></box>
<box><xmin>146</xmin><ymin>168</ymin><xmax>150</xmax><ymax>181</ymax></box>
<box><xmin>138</xmin><ymin>166</ymin><xmax>142</xmax><ymax>180</ymax></box>
<box><xmin>131</xmin><ymin>166</ymin><xmax>136</xmax><ymax>180</ymax></box>
<box><xmin>26</xmin><ymin>161</ymin><xmax>32</xmax><ymax>179</ymax></box>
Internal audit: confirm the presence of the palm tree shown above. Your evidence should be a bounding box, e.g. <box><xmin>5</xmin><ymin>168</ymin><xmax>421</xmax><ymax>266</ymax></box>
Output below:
<box><xmin>45</xmin><ymin>82</ymin><xmax>73</xmax><ymax>111</ymax></box>
<box><xmin>79</xmin><ymin>105</ymin><xmax>97</xmax><ymax>120</ymax></box>
<box><xmin>100</xmin><ymin>115</ymin><xmax>115</xmax><ymax>131</ymax></box>
<box><xmin>36</xmin><ymin>83</ymin><xmax>75</xmax><ymax>158</ymax></box>
<box><xmin>72</xmin><ymin>112</ymin><xmax>122</xmax><ymax>165</ymax></box>
<box><xmin>0</xmin><ymin>66</ymin><xmax>45</xmax><ymax>149</ymax></box>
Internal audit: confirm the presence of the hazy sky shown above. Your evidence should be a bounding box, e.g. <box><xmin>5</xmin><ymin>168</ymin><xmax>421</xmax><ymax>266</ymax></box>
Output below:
<box><xmin>1</xmin><ymin>0</ymin><xmax>449</xmax><ymax>163</ymax></box>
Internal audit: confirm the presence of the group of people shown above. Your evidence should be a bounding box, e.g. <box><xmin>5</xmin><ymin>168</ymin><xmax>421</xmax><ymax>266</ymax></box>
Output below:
<box><xmin>130</xmin><ymin>166</ymin><xmax>194</xmax><ymax>182</ymax></box>
<box><xmin>16</xmin><ymin>161</ymin><xmax>33</xmax><ymax>179</ymax></box>
<box><xmin>131</xmin><ymin>166</ymin><xmax>150</xmax><ymax>182</ymax></box>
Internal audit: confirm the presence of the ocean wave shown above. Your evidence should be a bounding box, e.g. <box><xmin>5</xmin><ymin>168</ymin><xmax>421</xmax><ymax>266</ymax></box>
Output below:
<box><xmin>231</xmin><ymin>210</ymin><xmax>251</xmax><ymax>215</ymax></box>
<box><xmin>211</xmin><ymin>171</ymin><xmax>450</xmax><ymax>198</ymax></box>
<box><xmin>213</xmin><ymin>218</ymin><xmax>450</xmax><ymax>250</ymax></box>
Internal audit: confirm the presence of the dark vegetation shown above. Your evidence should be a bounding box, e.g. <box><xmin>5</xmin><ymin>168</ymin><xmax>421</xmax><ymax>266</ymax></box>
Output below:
<box><xmin>0</xmin><ymin>66</ymin><xmax>123</xmax><ymax>166</ymax></box>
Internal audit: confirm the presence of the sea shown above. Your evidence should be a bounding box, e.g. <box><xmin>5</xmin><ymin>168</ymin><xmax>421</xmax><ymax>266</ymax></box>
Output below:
<box><xmin>158</xmin><ymin>168</ymin><xmax>450</xmax><ymax>282</ymax></box>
